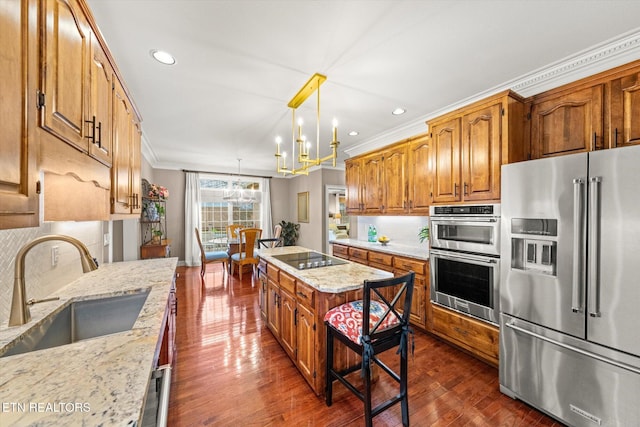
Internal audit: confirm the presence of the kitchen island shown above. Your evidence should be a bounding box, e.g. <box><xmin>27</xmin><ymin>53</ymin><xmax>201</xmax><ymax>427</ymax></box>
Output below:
<box><xmin>257</xmin><ymin>246</ymin><xmax>393</xmax><ymax>396</ymax></box>
<box><xmin>0</xmin><ymin>257</ymin><xmax>177</xmax><ymax>426</ymax></box>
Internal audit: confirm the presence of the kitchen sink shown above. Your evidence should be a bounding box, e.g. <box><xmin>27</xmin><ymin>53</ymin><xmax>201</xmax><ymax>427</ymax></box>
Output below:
<box><xmin>1</xmin><ymin>291</ymin><xmax>150</xmax><ymax>358</ymax></box>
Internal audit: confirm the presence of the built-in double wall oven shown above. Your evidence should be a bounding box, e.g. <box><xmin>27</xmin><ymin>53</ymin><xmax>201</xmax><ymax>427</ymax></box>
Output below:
<box><xmin>429</xmin><ymin>204</ymin><xmax>500</xmax><ymax>325</ymax></box>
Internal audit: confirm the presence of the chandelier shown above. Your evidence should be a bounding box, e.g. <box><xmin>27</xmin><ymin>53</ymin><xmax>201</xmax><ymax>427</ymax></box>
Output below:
<box><xmin>275</xmin><ymin>73</ymin><xmax>339</xmax><ymax>176</ymax></box>
<box><xmin>223</xmin><ymin>159</ymin><xmax>257</xmax><ymax>203</ymax></box>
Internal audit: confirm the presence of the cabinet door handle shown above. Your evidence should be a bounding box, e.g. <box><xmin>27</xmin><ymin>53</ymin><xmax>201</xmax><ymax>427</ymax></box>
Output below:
<box><xmin>464</xmin><ymin>182</ymin><xmax>469</xmax><ymax>196</ymax></box>
<box><xmin>454</xmin><ymin>183</ymin><xmax>459</xmax><ymax>197</ymax></box>
<box><xmin>85</xmin><ymin>115</ymin><xmax>96</xmax><ymax>143</ymax></box>
<box><xmin>614</xmin><ymin>128</ymin><xmax>618</xmax><ymax>147</ymax></box>
<box><xmin>592</xmin><ymin>132</ymin><xmax>597</xmax><ymax>150</ymax></box>
<box><xmin>96</xmin><ymin>121</ymin><xmax>102</xmax><ymax>148</ymax></box>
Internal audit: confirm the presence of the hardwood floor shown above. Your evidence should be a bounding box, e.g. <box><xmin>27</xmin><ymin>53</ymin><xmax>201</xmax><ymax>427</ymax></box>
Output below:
<box><xmin>168</xmin><ymin>265</ymin><xmax>562</xmax><ymax>426</ymax></box>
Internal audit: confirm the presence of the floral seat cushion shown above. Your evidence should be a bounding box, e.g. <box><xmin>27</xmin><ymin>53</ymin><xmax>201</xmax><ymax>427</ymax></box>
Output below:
<box><xmin>324</xmin><ymin>300</ymin><xmax>400</xmax><ymax>345</ymax></box>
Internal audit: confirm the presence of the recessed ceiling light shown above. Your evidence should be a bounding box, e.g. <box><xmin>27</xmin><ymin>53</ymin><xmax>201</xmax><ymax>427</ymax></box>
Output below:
<box><xmin>348</xmin><ymin>131</ymin><xmax>359</xmax><ymax>136</ymax></box>
<box><xmin>392</xmin><ymin>108</ymin><xmax>406</xmax><ymax>115</ymax></box>
<box><xmin>150</xmin><ymin>49</ymin><xmax>176</xmax><ymax>65</ymax></box>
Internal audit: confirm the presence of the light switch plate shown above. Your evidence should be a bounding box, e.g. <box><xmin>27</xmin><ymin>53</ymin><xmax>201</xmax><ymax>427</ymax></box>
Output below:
<box><xmin>51</xmin><ymin>246</ymin><xmax>59</xmax><ymax>267</ymax></box>
<box><xmin>103</xmin><ymin>233</ymin><xmax>110</xmax><ymax>247</ymax></box>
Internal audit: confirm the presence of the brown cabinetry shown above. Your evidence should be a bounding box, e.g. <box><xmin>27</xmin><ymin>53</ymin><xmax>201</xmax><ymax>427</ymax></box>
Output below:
<box><xmin>362</xmin><ymin>153</ymin><xmax>384</xmax><ymax>213</ymax></box>
<box><xmin>159</xmin><ymin>277</ymin><xmax>177</xmax><ymax>367</ymax></box>
<box><xmin>530</xmin><ymin>85</ymin><xmax>604</xmax><ymax>158</ymax></box>
<box><xmin>40</xmin><ymin>0</ymin><xmax>91</xmax><ymax>152</ymax></box>
<box><xmin>382</xmin><ymin>144</ymin><xmax>408</xmax><ymax>214</ymax></box>
<box><xmin>406</xmin><ymin>134</ymin><xmax>431</xmax><ymax>214</ymax></box>
<box><xmin>431</xmin><ymin>304</ymin><xmax>499</xmax><ymax>367</ymax></box>
<box><xmin>0</xmin><ymin>0</ymin><xmax>39</xmax><ymax>229</ymax></box>
<box><xmin>40</xmin><ymin>0</ymin><xmax>114</xmax><ymax>167</ymax></box>
<box><xmin>429</xmin><ymin>90</ymin><xmax>525</xmax><ymax>204</ymax></box>
<box><xmin>1</xmin><ymin>0</ymin><xmax>141</xmax><ymax>228</ymax></box>
<box><xmin>345</xmin><ymin>157</ymin><xmax>364</xmax><ymax>213</ymax></box>
<box><xmin>345</xmin><ymin>133</ymin><xmax>430</xmax><ymax>215</ymax></box>
<box><xmin>527</xmin><ymin>60</ymin><xmax>640</xmax><ymax>157</ymax></box>
<box><xmin>610</xmin><ymin>70</ymin><xmax>640</xmax><ymax>148</ymax></box>
<box><xmin>111</xmin><ymin>79</ymin><xmax>142</xmax><ymax>215</ymax></box>
<box><xmin>263</xmin><ymin>263</ymin><xmax>318</xmax><ymax>391</ymax></box>
<box><xmin>392</xmin><ymin>255</ymin><xmax>428</xmax><ymax>331</ymax></box>
<box><xmin>88</xmin><ymin>35</ymin><xmax>114</xmax><ymax>166</ymax></box>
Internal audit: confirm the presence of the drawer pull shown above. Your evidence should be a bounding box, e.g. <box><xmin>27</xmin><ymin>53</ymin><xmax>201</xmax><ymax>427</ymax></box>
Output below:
<box><xmin>454</xmin><ymin>326</ymin><xmax>469</xmax><ymax>337</ymax></box>
<box><xmin>296</xmin><ymin>291</ymin><xmax>308</xmax><ymax>299</ymax></box>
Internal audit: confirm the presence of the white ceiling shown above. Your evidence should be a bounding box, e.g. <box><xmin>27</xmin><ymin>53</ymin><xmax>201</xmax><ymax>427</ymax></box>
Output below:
<box><xmin>86</xmin><ymin>0</ymin><xmax>640</xmax><ymax>177</ymax></box>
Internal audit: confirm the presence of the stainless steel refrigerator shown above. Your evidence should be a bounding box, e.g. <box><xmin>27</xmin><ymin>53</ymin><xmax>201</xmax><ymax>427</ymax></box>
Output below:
<box><xmin>499</xmin><ymin>145</ymin><xmax>640</xmax><ymax>426</ymax></box>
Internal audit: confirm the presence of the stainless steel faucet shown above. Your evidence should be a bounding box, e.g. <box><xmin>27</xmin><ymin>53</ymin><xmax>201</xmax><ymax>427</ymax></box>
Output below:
<box><xmin>8</xmin><ymin>235</ymin><xmax>99</xmax><ymax>326</ymax></box>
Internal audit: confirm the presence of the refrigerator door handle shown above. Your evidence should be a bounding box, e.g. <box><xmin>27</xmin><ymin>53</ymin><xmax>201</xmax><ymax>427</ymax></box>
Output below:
<box><xmin>588</xmin><ymin>176</ymin><xmax>602</xmax><ymax>318</ymax></box>
<box><xmin>572</xmin><ymin>178</ymin><xmax>585</xmax><ymax>313</ymax></box>
<box><xmin>505</xmin><ymin>321</ymin><xmax>640</xmax><ymax>375</ymax></box>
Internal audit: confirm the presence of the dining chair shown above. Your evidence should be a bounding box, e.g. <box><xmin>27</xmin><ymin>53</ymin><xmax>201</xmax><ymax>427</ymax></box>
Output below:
<box><xmin>324</xmin><ymin>271</ymin><xmax>415</xmax><ymax>427</ymax></box>
<box><xmin>195</xmin><ymin>228</ymin><xmax>229</xmax><ymax>278</ymax></box>
<box><xmin>230</xmin><ymin>228</ymin><xmax>262</xmax><ymax>281</ymax></box>
<box><xmin>226</xmin><ymin>224</ymin><xmax>243</xmax><ymax>240</ymax></box>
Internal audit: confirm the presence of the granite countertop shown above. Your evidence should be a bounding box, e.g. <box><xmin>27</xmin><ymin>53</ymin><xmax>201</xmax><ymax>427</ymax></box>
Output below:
<box><xmin>329</xmin><ymin>238</ymin><xmax>430</xmax><ymax>261</ymax></box>
<box><xmin>257</xmin><ymin>246</ymin><xmax>393</xmax><ymax>293</ymax></box>
<box><xmin>0</xmin><ymin>257</ymin><xmax>178</xmax><ymax>427</ymax></box>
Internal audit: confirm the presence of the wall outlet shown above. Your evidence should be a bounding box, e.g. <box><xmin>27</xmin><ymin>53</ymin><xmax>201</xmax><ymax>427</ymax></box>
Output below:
<box><xmin>51</xmin><ymin>246</ymin><xmax>59</xmax><ymax>267</ymax></box>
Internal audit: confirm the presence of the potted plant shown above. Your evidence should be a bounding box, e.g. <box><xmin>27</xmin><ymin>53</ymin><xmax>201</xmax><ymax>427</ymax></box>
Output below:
<box><xmin>418</xmin><ymin>225</ymin><xmax>429</xmax><ymax>244</ymax></box>
<box><xmin>152</xmin><ymin>229</ymin><xmax>163</xmax><ymax>244</ymax></box>
<box><xmin>279</xmin><ymin>220</ymin><xmax>300</xmax><ymax>246</ymax></box>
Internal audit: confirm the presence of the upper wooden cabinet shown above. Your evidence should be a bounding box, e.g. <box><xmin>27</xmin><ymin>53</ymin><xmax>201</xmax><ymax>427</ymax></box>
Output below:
<box><xmin>530</xmin><ymin>85</ymin><xmax>604</xmax><ymax>158</ymax></box>
<box><xmin>345</xmin><ymin>158</ymin><xmax>363</xmax><ymax>213</ymax></box>
<box><xmin>39</xmin><ymin>0</ymin><xmax>91</xmax><ymax>152</ymax></box>
<box><xmin>429</xmin><ymin>90</ymin><xmax>525</xmax><ymax>204</ymax></box>
<box><xmin>362</xmin><ymin>152</ymin><xmax>384</xmax><ymax>213</ymax></box>
<box><xmin>0</xmin><ymin>0</ymin><xmax>39</xmax><ymax>229</ymax></box>
<box><xmin>345</xmin><ymin>133</ymin><xmax>430</xmax><ymax>215</ymax></box>
<box><xmin>406</xmin><ymin>134</ymin><xmax>431</xmax><ymax>214</ymax></box>
<box><xmin>112</xmin><ymin>80</ymin><xmax>142</xmax><ymax>215</ymax></box>
<box><xmin>382</xmin><ymin>144</ymin><xmax>407</xmax><ymax>214</ymax></box>
<box><xmin>88</xmin><ymin>34</ymin><xmax>114</xmax><ymax>166</ymax></box>
<box><xmin>610</xmin><ymin>70</ymin><xmax>640</xmax><ymax>148</ymax></box>
<box><xmin>39</xmin><ymin>0</ymin><xmax>115</xmax><ymax>167</ymax></box>
<box><xmin>429</xmin><ymin>117</ymin><xmax>461</xmax><ymax>203</ymax></box>
<box><xmin>528</xmin><ymin>60</ymin><xmax>640</xmax><ymax>158</ymax></box>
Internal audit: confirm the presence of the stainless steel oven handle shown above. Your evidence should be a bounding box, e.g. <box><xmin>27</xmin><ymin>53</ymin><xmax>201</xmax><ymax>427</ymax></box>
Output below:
<box><xmin>156</xmin><ymin>364</ymin><xmax>172</xmax><ymax>427</ymax></box>
<box><xmin>505</xmin><ymin>321</ymin><xmax>640</xmax><ymax>375</ymax></box>
<box><xmin>430</xmin><ymin>248</ymin><xmax>497</xmax><ymax>264</ymax></box>
<box><xmin>431</xmin><ymin>217</ymin><xmax>498</xmax><ymax>223</ymax></box>
<box><xmin>571</xmin><ymin>178</ymin><xmax>585</xmax><ymax>313</ymax></box>
<box><xmin>588</xmin><ymin>176</ymin><xmax>602</xmax><ymax>318</ymax></box>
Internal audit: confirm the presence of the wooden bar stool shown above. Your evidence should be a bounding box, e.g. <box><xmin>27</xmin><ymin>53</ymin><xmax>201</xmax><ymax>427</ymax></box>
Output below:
<box><xmin>324</xmin><ymin>272</ymin><xmax>415</xmax><ymax>427</ymax></box>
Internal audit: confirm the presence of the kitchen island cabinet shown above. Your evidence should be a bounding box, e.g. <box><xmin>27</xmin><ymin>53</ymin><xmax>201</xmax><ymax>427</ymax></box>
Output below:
<box><xmin>257</xmin><ymin>246</ymin><xmax>393</xmax><ymax>396</ymax></box>
<box><xmin>0</xmin><ymin>258</ymin><xmax>178</xmax><ymax>426</ymax></box>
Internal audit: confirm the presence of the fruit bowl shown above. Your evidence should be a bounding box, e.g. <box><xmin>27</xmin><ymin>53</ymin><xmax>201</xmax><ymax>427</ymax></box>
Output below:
<box><xmin>378</xmin><ymin>237</ymin><xmax>390</xmax><ymax>246</ymax></box>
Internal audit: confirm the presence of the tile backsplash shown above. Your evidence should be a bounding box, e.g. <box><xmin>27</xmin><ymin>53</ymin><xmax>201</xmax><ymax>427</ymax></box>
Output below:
<box><xmin>356</xmin><ymin>216</ymin><xmax>430</xmax><ymax>247</ymax></box>
<box><xmin>0</xmin><ymin>221</ymin><xmax>104</xmax><ymax>325</ymax></box>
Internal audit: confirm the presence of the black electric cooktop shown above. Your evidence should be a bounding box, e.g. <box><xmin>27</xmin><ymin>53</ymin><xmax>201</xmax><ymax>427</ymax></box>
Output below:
<box><xmin>271</xmin><ymin>251</ymin><xmax>347</xmax><ymax>270</ymax></box>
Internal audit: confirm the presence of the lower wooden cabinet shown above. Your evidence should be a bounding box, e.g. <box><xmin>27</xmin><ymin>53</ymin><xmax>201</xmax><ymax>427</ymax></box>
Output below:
<box><xmin>431</xmin><ymin>304</ymin><xmax>499</xmax><ymax>367</ymax></box>
<box><xmin>262</xmin><ymin>263</ymin><xmax>319</xmax><ymax>392</ymax></box>
<box><xmin>280</xmin><ymin>288</ymin><xmax>297</xmax><ymax>359</ymax></box>
<box><xmin>159</xmin><ymin>277</ymin><xmax>177</xmax><ymax>367</ymax></box>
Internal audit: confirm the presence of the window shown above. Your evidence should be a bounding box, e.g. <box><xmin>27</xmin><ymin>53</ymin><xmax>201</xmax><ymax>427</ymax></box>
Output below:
<box><xmin>199</xmin><ymin>175</ymin><xmax>263</xmax><ymax>250</ymax></box>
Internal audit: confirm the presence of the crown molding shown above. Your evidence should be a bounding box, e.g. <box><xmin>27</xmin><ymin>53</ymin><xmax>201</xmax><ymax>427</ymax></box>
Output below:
<box><xmin>346</xmin><ymin>28</ymin><xmax>640</xmax><ymax>158</ymax></box>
